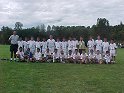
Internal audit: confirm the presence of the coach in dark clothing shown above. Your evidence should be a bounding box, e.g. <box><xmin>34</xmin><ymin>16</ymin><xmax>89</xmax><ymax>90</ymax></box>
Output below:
<box><xmin>9</xmin><ymin>31</ymin><xmax>19</xmax><ymax>61</ymax></box>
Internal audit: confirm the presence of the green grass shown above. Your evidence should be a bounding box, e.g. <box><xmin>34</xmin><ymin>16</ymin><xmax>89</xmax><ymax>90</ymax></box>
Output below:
<box><xmin>0</xmin><ymin>45</ymin><xmax>124</xmax><ymax>93</ymax></box>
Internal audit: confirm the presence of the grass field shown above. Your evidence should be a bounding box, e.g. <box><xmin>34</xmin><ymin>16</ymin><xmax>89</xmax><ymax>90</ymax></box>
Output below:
<box><xmin>0</xmin><ymin>45</ymin><xmax>124</xmax><ymax>93</ymax></box>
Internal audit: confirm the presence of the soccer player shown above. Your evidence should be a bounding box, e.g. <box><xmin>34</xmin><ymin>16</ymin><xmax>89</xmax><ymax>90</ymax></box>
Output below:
<box><xmin>35</xmin><ymin>37</ymin><xmax>42</xmax><ymax>51</ymax></box>
<box><xmin>103</xmin><ymin>51</ymin><xmax>112</xmax><ymax>64</ymax></box>
<box><xmin>55</xmin><ymin>38</ymin><xmax>61</xmax><ymax>54</ymax></box>
<box><xmin>33</xmin><ymin>48</ymin><xmax>42</xmax><ymax>62</ymax></box>
<box><xmin>53</xmin><ymin>49</ymin><xmax>60</xmax><ymax>62</ymax></box>
<box><xmin>28</xmin><ymin>37</ymin><xmax>36</xmax><ymax>54</ymax></box>
<box><xmin>61</xmin><ymin>37</ymin><xmax>68</xmax><ymax>56</ymax></box>
<box><xmin>78</xmin><ymin>36</ymin><xmax>86</xmax><ymax>55</ymax></box>
<box><xmin>23</xmin><ymin>37</ymin><xmax>29</xmax><ymax>53</ymax></box>
<box><xmin>68</xmin><ymin>37</ymin><xmax>73</xmax><ymax>53</ymax></box>
<box><xmin>88</xmin><ymin>49</ymin><xmax>95</xmax><ymax>64</ymax></box>
<box><xmin>24</xmin><ymin>48</ymin><xmax>33</xmax><ymax>62</ymax></box>
<box><xmin>109</xmin><ymin>39</ymin><xmax>117</xmax><ymax>63</ymax></box>
<box><xmin>67</xmin><ymin>50</ymin><xmax>73</xmax><ymax>63</ymax></box>
<box><xmin>87</xmin><ymin>36</ymin><xmax>95</xmax><ymax>54</ymax></box>
<box><xmin>102</xmin><ymin>38</ymin><xmax>109</xmax><ymax>56</ymax></box>
<box><xmin>94</xmin><ymin>50</ymin><xmax>102</xmax><ymax>64</ymax></box>
<box><xmin>95</xmin><ymin>35</ymin><xmax>103</xmax><ymax>53</ymax></box>
<box><xmin>9</xmin><ymin>31</ymin><xmax>19</xmax><ymax>61</ymax></box>
<box><xmin>18</xmin><ymin>37</ymin><xmax>24</xmax><ymax>51</ymax></box>
<box><xmin>44</xmin><ymin>48</ymin><xmax>53</xmax><ymax>63</ymax></box>
<box><xmin>73</xmin><ymin>49</ymin><xmax>80</xmax><ymax>64</ymax></box>
<box><xmin>41</xmin><ymin>38</ymin><xmax>47</xmax><ymax>55</ymax></box>
<box><xmin>80</xmin><ymin>49</ymin><xmax>88</xmax><ymax>64</ymax></box>
<box><xmin>60</xmin><ymin>50</ymin><xmax>66</xmax><ymax>63</ymax></box>
<box><xmin>72</xmin><ymin>38</ymin><xmax>79</xmax><ymax>54</ymax></box>
<box><xmin>47</xmin><ymin>35</ymin><xmax>55</xmax><ymax>54</ymax></box>
<box><xmin>16</xmin><ymin>47</ymin><xmax>24</xmax><ymax>61</ymax></box>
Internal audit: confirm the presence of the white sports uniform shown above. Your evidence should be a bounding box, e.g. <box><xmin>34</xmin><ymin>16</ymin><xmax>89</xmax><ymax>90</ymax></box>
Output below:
<box><xmin>18</xmin><ymin>40</ymin><xmax>24</xmax><ymax>50</ymax></box>
<box><xmin>35</xmin><ymin>41</ymin><xmax>42</xmax><ymax>51</ymax></box>
<box><xmin>68</xmin><ymin>40</ymin><xmax>73</xmax><ymax>51</ymax></box>
<box><xmin>55</xmin><ymin>41</ymin><xmax>61</xmax><ymax>54</ymax></box>
<box><xmin>16</xmin><ymin>51</ymin><xmax>24</xmax><ymax>59</ymax></box>
<box><xmin>109</xmin><ymin>43</ymin><xmax>117</xmax><ymax>57</ymax></box>
<box><xmin>87</xmin><ymin>39</ymin><xmax>95</xmax><ymax>53</ymax></box>
<box><xmin>88</xmin><ymin>53</ymin><xmax>95</xmax><ymax>59</ymax></box>
<box><xmin>23</xmin><ymin>41</ymin><xmax>29</xmax><ymax>53</ymax></box>
<box><xmin>95</xmin><ymin>40</ymin><xmax>103</xmax><ymax>52</ymax></box>
<box><xmin>72</xmin><ymin>40</ymin><xmax>78</xmax><ymax>54</ymax></box>
<box><xmin>61</xmin><ymin>41</ymin><xmax>68</xmax><ymax>56</ymax></box>
<box><xmin>95</xmin><ymin>53</ymin><xmax>102</xmax><ymax>61</ymax></box>
<box><xmin>53</xmin><ymin>52</ymin><xmax>60</xmax><ymax>62</ymax></box>
<box><xmin>47</xmin><ymin>39</ymin><xmax>55</xmax><ymax>53</ymax></box>
<box><xmin>41</xmin><ymin>41</ymin><xmax>47</xmax><ymax>54</ymax></box>
<box><xmin>28</xmin><ymin>40</ymin><xmax>36</xmax><ymax>54</ymax></box>
<box><xmin>102</xmin><ymin>42</ymin><xmax>109</xmax><ymax>55</ymax></box>
<box><xmin>104</xmin><ymin>54</ymin><xmax>112</xmax><ymax>64</ymax></box>
<box><xmin>73</xmin><ymin>53</ymin><xmax>80</xmax><ymax>59</ymax></box>
<box><xmin>34</xmin><ymin>52</ymin><xmax>42</xmax><ymax>60</ymax></box>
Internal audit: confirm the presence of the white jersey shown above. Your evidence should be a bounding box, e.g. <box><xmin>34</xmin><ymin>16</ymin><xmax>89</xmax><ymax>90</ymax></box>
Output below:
<box><xmin>18</xmin><ymin>40</ymin><xmax>24</xmax><ymax>48</ymax></box>
<box><xmin>72</xmin><ymin>40</ymin><xmax>78</xmax><ymax>49</ymax></box>
<box><xmin>53</xmin><ymin>52</ymin><xmax>60</xmax><ymax>59</ymax></box>
<box><xmin>28</xmin><ymin>40</ymin><xmax>36</xmax><ymax>49</ymax></box>
<box><xmin>95</xmin><ymin>40</ymin><xmax>103</xmax><ymax>51</ymax></box>
<box><xmin>102</xmin><ymin>42</ymin><xmax>109</xmax><ymax>52</ymax></box>
<box><xmin>73</xmin><ymin>53</ymin><xmax>80</xmax><ymax>59</ymax></box>
<box><xmin>47</xmin><ymin>39</ymin><xmax>55</xmax><ymax>49</ymax></box>
<box><xmin>34</xmin><ymin>52</ymin><xmax>42</xmax><ymax>60</ymax></box>
<box><xmin>88</xmin><ymin>53</ymin><xmax>95</xmax><ymax>59</ymax></box>
<box><xmin>80</xmin><ymin>53</ymin><xmax>88</xmax><ymax>59</ymax></box>
<box><xmin>61</xmin><ymin>41</ymin><xmax>68</xmax><ymax>49</ymax></box>
<box><xmin>95</xmin><ymin>54</ymin><xmax>102</xmax><ymax>60</ymax></box>
<box><xmin>41</xmin><ymin>41</ymin><xmax>47</xmax><ymax>49</ymax></box>
<box><xmin>23</xmin><ymin>41</ymin><xmax>29</xmax><ymax>49</ymax></box>
<box><xmin>55</xmin><ymin>41</ymin><xmax>61</xmax><ymax>50</ymax></box>
<box><xmin>16</xmin><ymin>51</ymin><xmax>24</xmax><ymax>59</ymax></box>
<box><xmin>35</xmin><ymin>41</ymin><xmax>42</xmax><ymax>49</ymax></box>
<box><xmin>68</xmin><ymin>40</ymin><xmax>73</xmax><ymax>50</ymax></box>
<box><xmin>109</xmin><ymin>43</ymin><xmax>117</xmax><ymax>50</ymax></box>
<box><xmin>87</xmin><ymin>40</ymin><xmax>95</xmax><ymax>50</ymax></box>
<box><xmin>67</xmin><ymin>54</ymin><xmax>73</xmax><ymax>58</ymax></box>
<box><xmin>104</xmin><ymin>54</ymin><xmax>112</xmax><ymax>63</ymax></box>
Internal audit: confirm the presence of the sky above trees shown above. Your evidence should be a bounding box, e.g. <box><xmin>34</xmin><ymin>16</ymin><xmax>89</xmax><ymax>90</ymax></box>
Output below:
<box><xmin>0</xmin><ymin>0</ymin><xmax>124</xmax><ymax>28</ymax></box>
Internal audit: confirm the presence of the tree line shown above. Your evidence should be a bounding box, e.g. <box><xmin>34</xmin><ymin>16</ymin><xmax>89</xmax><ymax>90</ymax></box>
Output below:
<box><xmin>0</xmin><ymin>18</ymin><xmax>124</xmax><ymax>44</ymax></box>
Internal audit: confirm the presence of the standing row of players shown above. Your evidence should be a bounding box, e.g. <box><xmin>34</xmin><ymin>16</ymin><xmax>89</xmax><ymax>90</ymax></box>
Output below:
<box><xmin>16</xmin><ymin>35</ymin><xmax>117</xmax><ymax>64</ymax></box>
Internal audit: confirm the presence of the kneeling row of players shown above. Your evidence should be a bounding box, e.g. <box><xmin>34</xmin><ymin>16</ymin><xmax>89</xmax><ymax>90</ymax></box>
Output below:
<box><xmin>16</xmin><ymin>47</ymin><xmax>115</xmax><ymax>64</ymax></box>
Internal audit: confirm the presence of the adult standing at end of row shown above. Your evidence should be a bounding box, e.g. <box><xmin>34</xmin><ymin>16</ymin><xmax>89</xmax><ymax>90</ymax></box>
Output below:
<box><xmin>9</xmin><ymin>31</ymin><xmax>19</xmax><ymax>61</ymax></box>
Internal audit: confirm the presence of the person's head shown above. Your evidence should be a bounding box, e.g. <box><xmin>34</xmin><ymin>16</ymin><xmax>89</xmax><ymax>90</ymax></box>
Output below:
<box><xmin>37</xmin><ymin>37</ymin><xmax>40</xmax><ymax>41</ymax></box>
<box><xmin>61</xmin><ymin>50</ymin><xmax>64</xmax><ymax>55</ymax></box>
<box><xmin>89</xmin><ymin>36</ymin><xmax>93</xmax><ymax>40</ymax></box>
<box><xmin>27</xmin><ymin>48</ymin><xmax>30</xmax><ymax>52</ymax></box>
<box><xmin>19</xmin><ymin>47</ymin><xmax>23</xmax><ymax>52</ymax></box>
<box><xmin>69</xmin><ymin>37</ymin><xmax>72</xmax><ymax>40</ymax></box>
<box><xmin>96</xmin><ymin>50</ymin><xmax>100</xmax><ymax>55</ymax></box>
<box><xmin>25</xmin><ymin>37</ymin><xmax>28</xmax><ymax>41</ymax></box>
<box><xmin>49</xmin><ymin>35</ymin><xmax>53</xmax><ymax>40</ymax></box>
<box><xmin>19</xmin><ymin>37</ymin><xmax>22</xmax><ymax>41</ymax></box>
<box><xmin>110</xmin><ymin>39</ymin><xmax>114</xmax><ymax>44</ymax></box>
<box><xmin>106</xmin><ymin>51</ymin><xmax>110</xmax><ymax>55</ymax></box>
<box><xmin>54</xmin><ymin>49</ymin><xmax>58</xmax><ymax>53</ymax></box>
<box><xmin>56</xmin><ymin>38</ymin><xmax>59</xmax><ymax>42</ymax></box>
<box><xmin>13</xmin><ymin>31</ymin><xmax>16</xmax><ymax>35</ymax></box>
<box><xmin>73</xmin><ymin>38</ymin><xmax>76</xmax><ymax>41</ymax></box>
<box><xmin>69</xmin><ymin>50</ymin><xmax>72</xmax><ymax>55</ymax></box>
<box><xmin>37</xmin><ymin>48</ymin><xmax>40</xmax><ymax>52</ymax></box>
<box><xmin>80</xmin><ymin>36</ymin><xmax>83</xmax><ymax>41</ymax></box>
<box><xmin>90</xmin><ymin>49</ymin><xmax>94</xmax><ymax>54</ymax></box>
<box><xmin>46</xmin><ymin>48</ymin><xmax>49</xmax><ymax>53</ymax></box>
<box><xmin>97</xmin><ymin>35</ymin><xmax>101</xmax><ymax>40</ymax></box>
<box><xmin>31</xmin><ymin>37</ymin><xmax>34</xmax><ymax>41</ymax></box>
<box><xmin>43</xmin><ymin>38</ymin><xmax>46</xmax><ymax>41</ymax></box>
<box><xmin>62</xmin><ymin>37</ymin><xmax>66</xmax><ymax>41</ymax></box>
<box><xmin>104</xmin><ymin>38</ymin><xmax>107</xmax><ymax>42</ymax></box>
